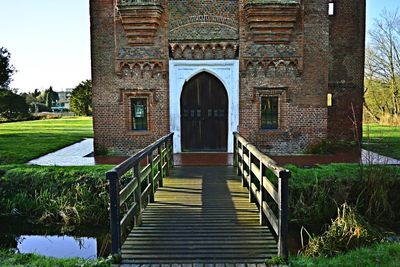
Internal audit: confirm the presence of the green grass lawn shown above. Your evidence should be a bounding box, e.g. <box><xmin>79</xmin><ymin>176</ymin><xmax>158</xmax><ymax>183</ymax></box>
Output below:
<box><xmin>363</xmin><ymin>124</ymin><xmax>400</xmax><ymax>160</ymax></box>
<box><xmin>0</xmin><ymin>117</ymin><xmax>93</xmax><ymax>164</ymax></box>
<box><xmin>290</xmin><ymin>242</ymin><xmax>400</xmax><ymax>267</ymax></box>
<box><xmin>0</xmin><ymin>249</ymin><xmax>111</xmax><ymax>267</ymax></box>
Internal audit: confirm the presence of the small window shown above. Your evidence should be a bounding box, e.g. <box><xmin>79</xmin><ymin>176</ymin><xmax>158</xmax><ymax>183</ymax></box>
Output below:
<box><xmin>328</xmin><ymin>2</ymin><xmax>335</xmax><ymax>16</ymax></box>
<box><xmin>131</xmin><ymin>98</ymin><xmax>148</xmax><ymax>131</ymax></box>
<box><xmin>261</xmin><ymin>97</ymin><xmax>279</xmax><ymax>130</ymax></box>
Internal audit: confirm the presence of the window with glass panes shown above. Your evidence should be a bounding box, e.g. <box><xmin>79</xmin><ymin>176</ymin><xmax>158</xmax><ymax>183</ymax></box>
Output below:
<box><xmin>261</xmin><ymin>96</ymin><xmax>279</xmax><ymax>129</ymax></box>
<box><xmin>131</xmin><ymin>98</ymin><xmax>148</xmax><ymax>131</ymax></box>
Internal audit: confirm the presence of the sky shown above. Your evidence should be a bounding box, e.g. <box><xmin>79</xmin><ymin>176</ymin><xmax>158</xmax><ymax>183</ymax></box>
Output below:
<box><xmin>1</xmin><ymin>1</ymin><xmax>90</xmax><ymax>92</ymax></box>
<box><xmin>0</xmin><ymin>0</ymin><xmax>399</xmax><ymax>92</ymax></box>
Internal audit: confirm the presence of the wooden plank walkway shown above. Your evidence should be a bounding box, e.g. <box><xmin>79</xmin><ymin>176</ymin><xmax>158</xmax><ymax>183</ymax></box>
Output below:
<box><xmin>120</xmin><ymin>166</ymin><xmax>277</xmax><ymax>264</ymax></box>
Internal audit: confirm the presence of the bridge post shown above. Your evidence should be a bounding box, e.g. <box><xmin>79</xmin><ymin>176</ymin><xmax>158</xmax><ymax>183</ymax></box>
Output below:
<box><xmin>134</xmin><ymin>163</ymin><xmax>142</xmax><ymax>226</ymax></box>
<box><xmin>259</xmin><ymin>162</ymin><xmax>267</xmax><ymax>226</ymax></box>
<box><xmin>248</xmin><ymin>152</ymin><xmax>256</xmax><ymax>203</ymax></box>
<box><xmin>158</xmin><ymin>144</ymin><xmax>164</xmax><ymax>187</ymax></box>
<box><xmin>233</xmin><ymin>133</ymin><xmax>238</xmax><ymax>168</ymax></box>
<box><xmin>149</xmin><ymin>152</ymin><xmax>155</xmax><ymax>203</ymax></box>
<box><xmin>278</xmin><ymin>170</ymin><xmax>290</xmax><ymax>260</ymax></box>
<box><xmin>240</xmin><ymin>143</ymin><xmax>245</xmax><ymax>187</ymax></box>
<box><xmin>107</xmin><ymin>170</ymin><xmax>121</xmax><ymax>257</ymax></box>
<box><xmin>169</xmin><ymin>135</ymin><xmax>174</xmax><ymax>170</ymax></box>
<box><xmin>165</xmin><ymin>142</ymin><xmax>170</xmax><ymax>177</ymax></box>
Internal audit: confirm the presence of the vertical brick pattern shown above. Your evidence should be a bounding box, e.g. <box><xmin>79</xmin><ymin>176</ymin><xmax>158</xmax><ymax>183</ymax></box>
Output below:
<box><xmin>328</xmin><ymin>0</ymin><xmax>366</xmax><ymax>141</ymax></box>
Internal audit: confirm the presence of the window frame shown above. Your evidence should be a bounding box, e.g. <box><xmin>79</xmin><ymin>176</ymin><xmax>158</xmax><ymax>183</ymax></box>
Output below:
<box><xmin>260</xmin><ymin>96</ymin><xmax>280</xmax><ymax>130</ymax></box>
<box><xmin>254</xmin><ymin>87</ymin><xmax>286</xmax><ymax>132</ymax></box>
<box><xmin>130</xmin><ymin>97</ymin><xmax>149</xmax><ymax>132</ymax></box>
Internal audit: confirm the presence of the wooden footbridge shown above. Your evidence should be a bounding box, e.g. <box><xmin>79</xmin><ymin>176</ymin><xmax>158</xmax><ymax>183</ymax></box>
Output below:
<box><xmin>107</xmin><ymin>133</ymin><xmax>290</xmax><ymax>265</ymax></box>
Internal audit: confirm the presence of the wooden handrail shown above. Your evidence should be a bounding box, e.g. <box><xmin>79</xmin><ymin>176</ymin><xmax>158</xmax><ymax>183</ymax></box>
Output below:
<box><xmin>107</xmin><ymin>133</ymin><xmax>174</xmax><ymax>258</ymax></box>
<box><xmin>233</xmin><ymin>132</ymin><xmax>290</xmax><ymax>260</ymax></box>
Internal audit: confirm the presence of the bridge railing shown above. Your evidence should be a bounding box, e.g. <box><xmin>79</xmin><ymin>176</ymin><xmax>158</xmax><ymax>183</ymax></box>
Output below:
<box><xmin>107</xmin><ymin>133</ymin><xmax>174</xmax><ymax>257</ymax></box>
<box><xmin>233</xmin><ymin>132</ymin><xmax>290</xmax><ymax>260</ymax></box>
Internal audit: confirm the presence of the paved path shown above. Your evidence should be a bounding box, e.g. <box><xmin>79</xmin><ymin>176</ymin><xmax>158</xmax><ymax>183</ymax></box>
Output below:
<box><xmin>28</xmin><ymin>138</ymin><xmax>95</xmax><ymax>166</ymax></box>
<box><xmin>27</xmin><ymin>139</ymin><xmax>400</xmax><ymax>166</ymax></box>
<box><xmin>361</xmin><ymin>149</ymin><xmax>400</xmax><ymax>165</ymax></box>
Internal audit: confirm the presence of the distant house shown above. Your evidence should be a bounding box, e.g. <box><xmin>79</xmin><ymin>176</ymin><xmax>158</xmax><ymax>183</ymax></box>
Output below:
<box><xmin>53</xmin><ymin>89</ymin><xmax>72</xmax><ymax>112</ymax></box>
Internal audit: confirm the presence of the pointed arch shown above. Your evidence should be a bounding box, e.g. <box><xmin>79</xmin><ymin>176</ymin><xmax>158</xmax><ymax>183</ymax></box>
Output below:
<box><xmin>169</xmin><ymin>60</ymin><xmax>239</xmax><ymax>153</ymax></box>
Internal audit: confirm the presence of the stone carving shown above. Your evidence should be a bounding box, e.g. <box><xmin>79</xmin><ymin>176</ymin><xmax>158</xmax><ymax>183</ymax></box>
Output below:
<box><xmin>170</xmin><ymin>43</ymin><xmax>238</xmax><ymax>60</ymax></box>
<box><xmin>169</xmin><ymin>15</ymin><xmax>238</xmax><ymax>31</ymax></box>
<box><xmin>243</xmin><ymin>58</ymin><xmax>302</xmax><ymax>77</ymax></box>
<box><xmin>116</xmin><ymin>60</ymin><xmax>166</xmax><ymax>79</ymax></box>
<box><xmin>118</xmin><ymin>47</ymin><xmax>164</xmax><ymax>59</ymax></box>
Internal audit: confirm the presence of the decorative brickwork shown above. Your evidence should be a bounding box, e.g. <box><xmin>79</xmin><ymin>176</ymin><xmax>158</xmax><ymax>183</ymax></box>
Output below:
<box><xmin>90</xmin><ymin>0</ymin><xmax>365</xmax><ymax>156</ymax></box>
<box><xmin>170</xmin><ymin>43</ymin><xmax>239</xmax><ymax>60</ymax></box>
<box><xmin>117</xmin><ymin>0</ymin><xmax>164</xmax><ymax>46</ymax></box>
<box><xmin>244</xmin><ymin>0</ymin><xmax>300</xmax><ymax>44</ymax></box>
<box><xmin>168</xmin><ymin>1</ymin><xmax>239</xmax><ymax>38</ymax></box>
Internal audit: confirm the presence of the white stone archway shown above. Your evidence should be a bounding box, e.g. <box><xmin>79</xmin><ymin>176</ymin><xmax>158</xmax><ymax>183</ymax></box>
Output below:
<box><xmin>169</xmin><ymin>60</ymin><xmax>240</xmax><ymax>153</ymax></box>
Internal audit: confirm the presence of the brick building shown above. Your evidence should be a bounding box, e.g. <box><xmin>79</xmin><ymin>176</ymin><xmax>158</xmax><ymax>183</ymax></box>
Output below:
<box><xmin>90</xmin><ymin>0</ymin><xmax>365</xmax><ymax>155</ymax></box>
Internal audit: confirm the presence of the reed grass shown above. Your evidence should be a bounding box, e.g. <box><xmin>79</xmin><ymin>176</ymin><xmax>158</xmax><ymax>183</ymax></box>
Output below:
<box><xmin>301</xmin><ymin>203</ymin><xmax>382</xmax><ymax>257</ymax></box>
<box><xmin>0</xmin><ymin>165</ymin><xmax>112</xmax><ymax>226</ymax></box>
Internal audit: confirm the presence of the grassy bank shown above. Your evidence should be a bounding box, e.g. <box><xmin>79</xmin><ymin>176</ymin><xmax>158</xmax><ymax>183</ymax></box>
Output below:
<box><xmin>0</xmin><ymin>165</ymin><xmax>111</xmax><ymax>225</ymax></box>
<box><xmin>286</xmin><ymin>164</ymin><xmax>400</xmax><ymax>225</ymax></box>
<box><xmin>0</xmin><ymin>250</ymin><xmax>110</xmax><ymax>267</ymax></box>
<box><xmin>289</xmin><ymin>242</ymin><xmax>400</xmax><ymax>267</ymax></box>
<box><xmin>0</xmin><ymin>117</ymin><xmax>93</xmax><ymax>164</ymax></box>
<box><xmin>1</xmin><ymin>163</ymin><xmax>399</xmax><ymax>228</ymax></box>
<box><xmin>1</xmin><ymin>243</ymin><xmax>399</xmax><ymax>267</ymax></box>
<box><xmin>363</xmin><ymin>124</ymin><xmax>400</xmax><ymax>159</ymax></box>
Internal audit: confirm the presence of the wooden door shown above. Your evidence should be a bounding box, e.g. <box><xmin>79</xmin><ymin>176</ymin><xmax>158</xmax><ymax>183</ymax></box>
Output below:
<box><xmin>181</xmin><ymin>72</ymin><xmax>228</xmax><ymax>151</ymax></box>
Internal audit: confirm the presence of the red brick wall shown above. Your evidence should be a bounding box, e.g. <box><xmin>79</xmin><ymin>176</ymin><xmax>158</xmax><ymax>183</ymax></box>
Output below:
<box><xmin>90</xmin><ymin>0</ymin><xmax>170</xmax><ymax>155</ymax></box>
<box><xmin>238</xmin><ymin>0</ymin><xmax>329</xmax><ymax>154</ymax></box>
<box><xmin>90</xmin><ymin>0</ymin><xmax>365</xmax><ymax>156</ymax></box>
<box><xmin>328</xmin><ymin>0</ymin><xmax>366</xmax><ymax>142</ymax></box>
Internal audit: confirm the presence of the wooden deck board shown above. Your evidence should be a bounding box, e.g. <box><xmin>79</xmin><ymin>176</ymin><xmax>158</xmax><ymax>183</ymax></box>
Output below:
<box><xmin>121</xmin><ymin>166</ymin><xmax>277</xmax><ymax>264</ymax></box>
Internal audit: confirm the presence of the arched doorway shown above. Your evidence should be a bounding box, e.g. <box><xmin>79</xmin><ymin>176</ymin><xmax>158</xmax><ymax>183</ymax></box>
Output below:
<box><xmin>180</xmin><ymin>72</ymin><xmax>228</xmax><ymax>151</ymax></box>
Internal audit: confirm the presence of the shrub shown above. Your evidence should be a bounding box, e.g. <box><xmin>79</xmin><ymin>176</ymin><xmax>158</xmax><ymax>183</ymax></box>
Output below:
<box><xmin>304</xmin><ymin>139</ymin><xmax>358</xmax><ymax>154</ymax></box>
<box><xmin>301</xmin><ymin>203</ymin><xmax>382</xmax><ymax>257</ymax></box>
<box><xmin>0</xmin><ymin>89</ymin><xmax>30</xmax><ymax>121</ymax></box>
<box><xmin>70</xmin><ymin>80</ymin><xmax>92</xmax><ymax>116</ymax></box>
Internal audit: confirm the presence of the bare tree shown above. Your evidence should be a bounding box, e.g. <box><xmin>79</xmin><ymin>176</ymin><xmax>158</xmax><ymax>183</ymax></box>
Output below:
<box><xmin>365</xmin><ymin>9</ymin><xmax>400</xmax><ymax>119</ymax></box>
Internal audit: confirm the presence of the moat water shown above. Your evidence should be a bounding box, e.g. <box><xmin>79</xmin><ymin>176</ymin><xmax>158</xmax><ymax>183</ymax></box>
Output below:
<box><xmin>0</xmin><ymin>218</ymin><xmax>110</xmax><ymax>259</ymax></box>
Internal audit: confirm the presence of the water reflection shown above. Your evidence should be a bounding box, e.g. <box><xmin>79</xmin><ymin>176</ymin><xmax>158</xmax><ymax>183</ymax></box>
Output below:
<box><xmin>0</xmin><ymin>219</ymin><xmax>110</xmax><ymax>259</ymax></box>
<box><xmin>17</xmin><ymin>235</ymin><xmax>97</xmax><ymax>259</ymax></box>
